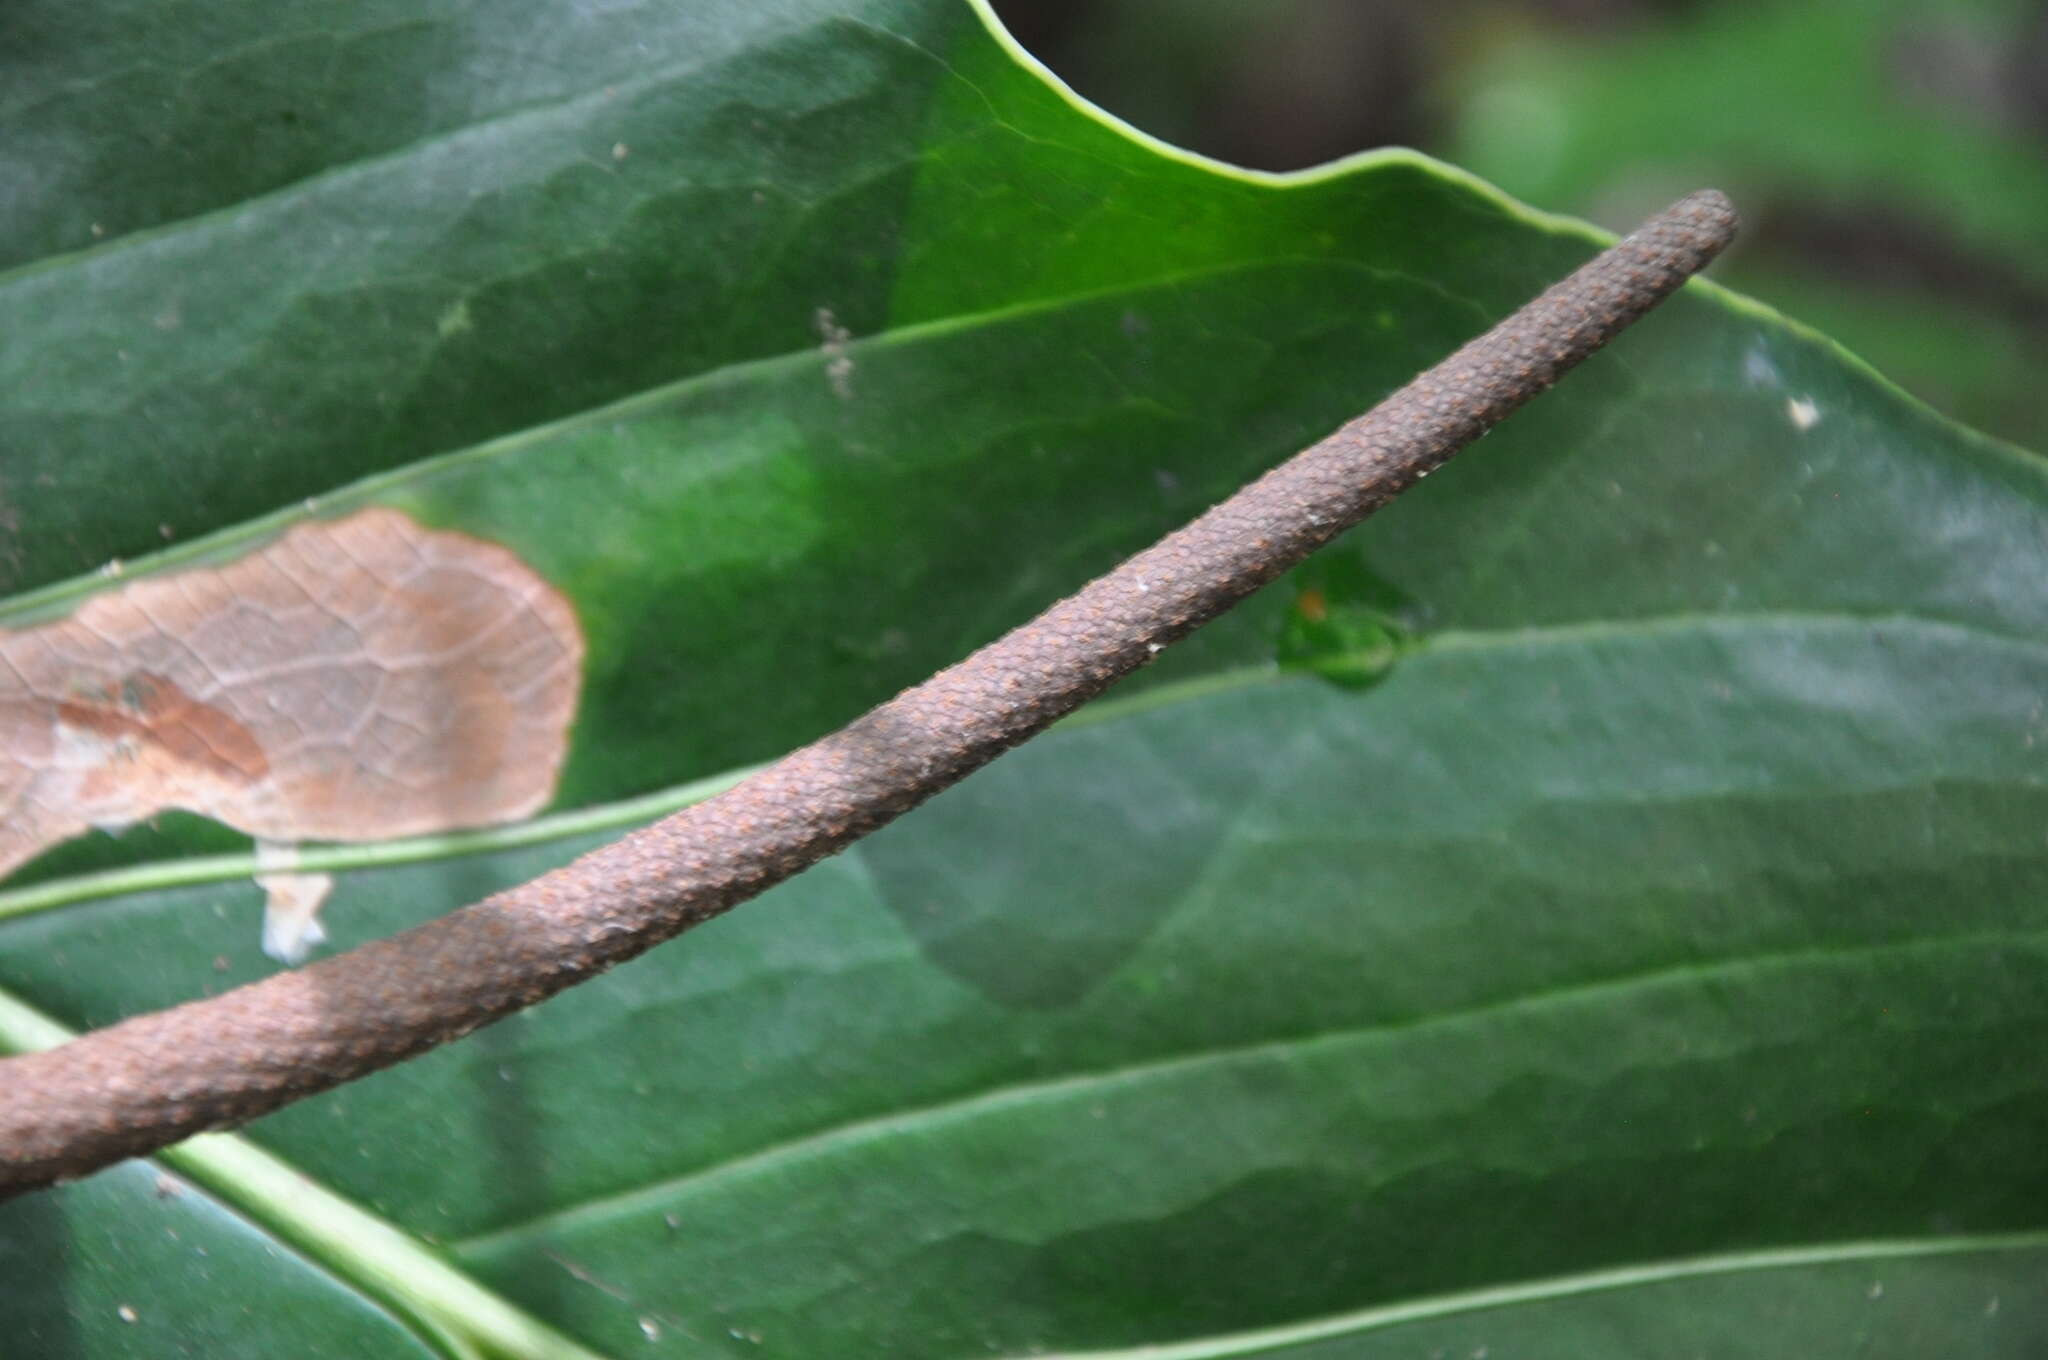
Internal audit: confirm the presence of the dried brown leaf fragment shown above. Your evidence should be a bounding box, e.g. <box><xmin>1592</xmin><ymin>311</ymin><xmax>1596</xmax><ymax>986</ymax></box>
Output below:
<box><xmin>0</xmin><ymin>508</ymin><xmax>584</xmax><ymax>959</ymax></box>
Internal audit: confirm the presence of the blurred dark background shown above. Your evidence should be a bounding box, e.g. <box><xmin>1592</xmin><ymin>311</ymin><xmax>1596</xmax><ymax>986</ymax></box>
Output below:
<box><xmin>990</xmin><ymin>0</ymin><xmax>2048</xmax><ymax>451</ymax></box>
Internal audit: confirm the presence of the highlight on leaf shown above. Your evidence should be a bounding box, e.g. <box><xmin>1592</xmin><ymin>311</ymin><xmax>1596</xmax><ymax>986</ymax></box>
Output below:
<box><xmin>0</xmin><ymin>508</ymin><xmax>584</xmax><ymax>960</ymax></box>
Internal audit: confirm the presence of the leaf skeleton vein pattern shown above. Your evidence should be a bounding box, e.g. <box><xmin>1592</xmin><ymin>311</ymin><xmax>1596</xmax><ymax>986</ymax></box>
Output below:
<box><xmin>0</xmin><ymin>508</ymin><xmax>584</xmax><ymax>961</ymax></box>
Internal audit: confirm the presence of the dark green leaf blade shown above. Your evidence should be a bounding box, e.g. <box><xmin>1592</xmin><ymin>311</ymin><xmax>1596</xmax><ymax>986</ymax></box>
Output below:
<box><xmin>2</xmin><ymin>0</ymin><xmax>2045</xmax><ymax>1356</ymax></box>
<box><xmin>0</xmin><ymin>1163</ymin><xmax>439</xmax><ymax>1359</ymax></box>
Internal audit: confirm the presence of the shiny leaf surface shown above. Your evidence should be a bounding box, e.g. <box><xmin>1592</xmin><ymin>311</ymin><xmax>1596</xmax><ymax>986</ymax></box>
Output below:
<box><xmin>3</xmin><ymin>1</ymin><xmax>2044</xmax><ymax>1356</ymax></box>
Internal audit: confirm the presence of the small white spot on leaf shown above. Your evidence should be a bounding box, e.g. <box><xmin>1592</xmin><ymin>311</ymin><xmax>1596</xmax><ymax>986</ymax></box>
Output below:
<box><xmin>256</xmin><ymin>841</ymin><xmax>333</xmax><ymax>964</ymax></box>
<box><xmin>1787</xmin><ymin>395</ymin><xmax>1821</xmax><ymax>430</ymax></box>
<box><xmin>814</xmin><ymin>307</ymin><xmax>855</xmax><ymax>399</ymax></box>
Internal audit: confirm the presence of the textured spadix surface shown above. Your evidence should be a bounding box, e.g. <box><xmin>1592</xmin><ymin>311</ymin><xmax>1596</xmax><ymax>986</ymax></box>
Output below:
<box><xmin>1</xmin><ymin>0</ymin><xmax>2044</xmax><ymax>1356</ymax></box>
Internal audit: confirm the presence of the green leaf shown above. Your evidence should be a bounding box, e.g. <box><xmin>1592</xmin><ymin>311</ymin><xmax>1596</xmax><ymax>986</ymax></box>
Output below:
<box><xmin>0</xmin><ymin>1159</ymin><xmax>437</xmax><ymax>1359</ymax></box>
<box><xmin>4</xmin><ymin>1</ymin><xmax>2045</xmax><ymax>1356</ymax></box>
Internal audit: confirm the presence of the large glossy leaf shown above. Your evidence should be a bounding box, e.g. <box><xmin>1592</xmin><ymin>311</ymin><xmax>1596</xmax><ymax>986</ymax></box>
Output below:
<box><xmin>3</xmin><ymin>0</ymin><xmax>2045</xmax><ymax>1356</ymax></box>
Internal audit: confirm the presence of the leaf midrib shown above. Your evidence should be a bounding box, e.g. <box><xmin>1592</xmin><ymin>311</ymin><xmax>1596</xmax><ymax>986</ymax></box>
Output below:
<box><xmin>0</xmin><ymin>987</ymin><xmax>611</xmax><ymax>1360</ymax></box>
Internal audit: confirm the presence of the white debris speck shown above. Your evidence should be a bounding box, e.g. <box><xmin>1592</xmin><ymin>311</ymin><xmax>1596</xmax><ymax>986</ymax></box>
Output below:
<box><xmin>117</xmin><ymin>1305</ymin><xmax>138</xmax><ymax>1324</ymax></box>
<box><xmin>1146</xmin><ymin>642</ymin><xmax>1163</xmax><ymax>654</ymax></box>
<box><xmin>612</xmin><ymin>143</ymin><xmax>630</xmax><ymax>161</ymax></box>
<box><xmin>639</xmin><ymin>1318</ymin><xmax>661</xmax><ymax>1341</ymax></box>
<box><xmin>814</xmin><ymin>307</ymin><xmax>855</xmax><ymax>399</ymax></box>
<box><xmin>1787</xmin><ymin>396</ymin><xmax>1821</xmax><ymax>430</ymax></box>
